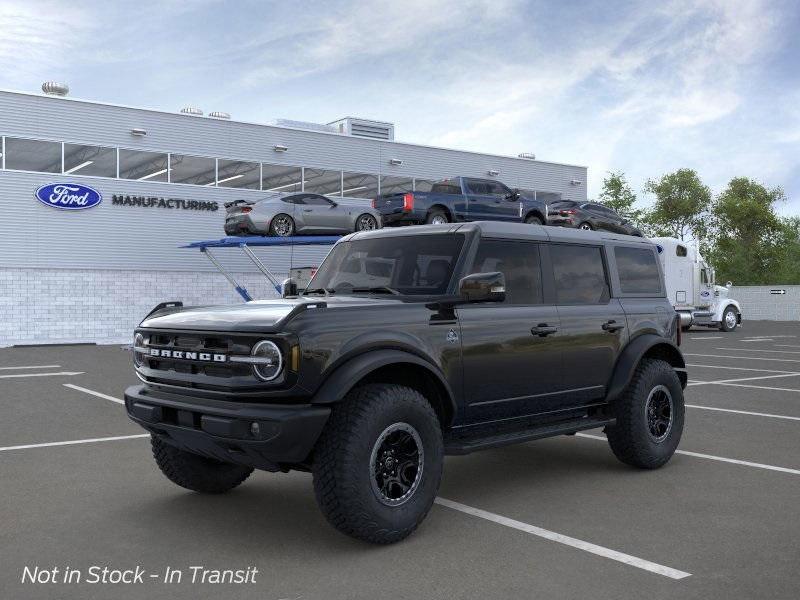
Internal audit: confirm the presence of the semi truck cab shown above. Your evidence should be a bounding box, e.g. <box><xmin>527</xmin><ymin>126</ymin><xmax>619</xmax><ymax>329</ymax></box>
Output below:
<box><xmin>652</xmin><ymin>237</ymin><xmax>742</xmax><ymax>332</ymax></box>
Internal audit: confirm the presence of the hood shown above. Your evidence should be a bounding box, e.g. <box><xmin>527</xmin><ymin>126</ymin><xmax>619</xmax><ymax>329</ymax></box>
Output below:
<box><xmin>140</xmin><ymin>295</ymin><xmax>408</xmax><ymax>332</ymax></box>
<box><xmin>714</xmin><ymin>285</ymin><xmax>730</xmax><ymax>299</ymax></box>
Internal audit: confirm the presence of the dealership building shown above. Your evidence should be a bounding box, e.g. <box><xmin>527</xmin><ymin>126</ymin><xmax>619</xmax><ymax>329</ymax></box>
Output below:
<box><xmin>0</xmin><ymin>84</ymin><xmax>588</xmax><ymax>346</ymax></box>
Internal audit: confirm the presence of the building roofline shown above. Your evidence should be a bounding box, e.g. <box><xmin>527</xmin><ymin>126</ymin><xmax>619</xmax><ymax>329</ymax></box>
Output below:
<box><xmin>0</xmin><ymin>88</ymin><xmax>588</xmax><ymax>171</ymax></box>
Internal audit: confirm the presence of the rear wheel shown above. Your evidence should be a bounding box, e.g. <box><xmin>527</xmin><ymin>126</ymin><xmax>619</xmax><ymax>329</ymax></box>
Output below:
<box><xmin>151</xmin><ymin>436</ymin><xmax>253</xmax><ymax>493</ymax></box>
<box><xmin>269</xmin><ymin>213</ymin><xmax>295</xmax><ymax>237</ymax></box>
<box><xmin>355</xmin><ymin>213</ymin><xmax>378</xmax><ymax>231</ymax></box>
<box><xmin>525</xmin><ymin>214</ymin><xmax>543</xmax><ymax>225</ymax></box>
<box><xmin>426</xmin><ymin>209</ymin><xmax>449</xmax><ymax>225</ymax></box>
<box><xmin>579</xmin><ymin>222</ymin><xmax>593</xmax><ymax>231</ymax></box>
<box><xmin>720</xmin><ymin>307</ymin><xmax>738</xmax><ymax>332</ymax></box>
<box><xmin>312</xmin><ymin>384</ymin><xmax>443</xmax><ymax>544</ymax></box>
<box><xmin>606</xmin><ymin>358</ymin><xmax>684</xmax><ymax>469</ymax></box>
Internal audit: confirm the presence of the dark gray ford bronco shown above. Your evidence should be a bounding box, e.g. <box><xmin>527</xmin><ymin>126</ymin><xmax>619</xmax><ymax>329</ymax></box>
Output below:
<box><xmin>125</xmin><ymin>222</ymin><xmax>687</xmax><ymax>543</ymax></box>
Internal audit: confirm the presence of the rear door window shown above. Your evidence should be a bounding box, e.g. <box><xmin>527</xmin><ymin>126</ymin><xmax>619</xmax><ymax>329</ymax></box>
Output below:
<box><xmin>550</xmin><ymin>245</ymin><xmax>610</xmax><ymax>304</ymax></box>
<box><xmin>614</xmin><ymin>246</ymin><xmax>662</xmax><ymax>294</ymax></box>
<box><xmin>430</xmin><ymin>180</ymin><xmax>462</xmax><ymax>194</ymax></box>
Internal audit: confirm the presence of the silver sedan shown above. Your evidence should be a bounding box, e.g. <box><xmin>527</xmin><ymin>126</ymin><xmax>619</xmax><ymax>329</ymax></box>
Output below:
<box><xmin>224</xmin><ymin>193</ymin><xmax>382</xmax><ymax>237</ymax></box>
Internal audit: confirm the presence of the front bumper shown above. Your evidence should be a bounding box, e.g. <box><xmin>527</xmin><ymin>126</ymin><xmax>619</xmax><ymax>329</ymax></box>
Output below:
<box><xmin>124</xmin><ymin>384</ymin><xmax>330</xmax><ymax>470</ymax></box>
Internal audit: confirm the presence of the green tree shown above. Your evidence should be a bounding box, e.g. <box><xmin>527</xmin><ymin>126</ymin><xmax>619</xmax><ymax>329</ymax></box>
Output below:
<box><xmin>708</xmin><ymin>178</ymin><xmax>786</xmax><ymax>285</ymax></box>
<box><xmin>598</xmin><ymin>171</ymin><xmax>641</xmax><ymax>223</ymax></box>
<box><xmin>642</xmin><ymin>169</ymin><xmax>711</xmax><ymax>241</ymax></box>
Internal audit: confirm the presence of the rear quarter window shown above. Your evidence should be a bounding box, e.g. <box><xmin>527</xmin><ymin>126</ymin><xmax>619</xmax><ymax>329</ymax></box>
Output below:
<box><xmin>614</xmin><ymin>246</ymin><xmax>662</xmax><ymax>294</ymax></box>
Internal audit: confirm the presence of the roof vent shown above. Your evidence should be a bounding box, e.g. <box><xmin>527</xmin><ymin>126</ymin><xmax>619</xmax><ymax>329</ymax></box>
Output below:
<box><xmin>42</xmin><ymin>82</ymin><xmax>69</xmax><ymax>96</ymax></box>
<box><xmin>208</xmin><ymin>111</ymin><xmax>231</xmax><ymax>119</ymax></box>
<box><xmin>328</xmin><ymin>117</ymin><xmax>395</xmax><ymax>141</ymax></box>
<box><xmin>180</xmin><ymin>106</ymin><xmax>203</xmax><ymax>116</ymax></box>
<box><xmin>518</xmin><ymin>152</ymin><xmax>536</xmax><ymax>160</ymax></box>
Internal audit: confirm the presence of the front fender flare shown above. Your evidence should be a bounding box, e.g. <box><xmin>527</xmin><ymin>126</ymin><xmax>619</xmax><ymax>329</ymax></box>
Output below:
<box><xmin>606</xmin><ymin>335</ymin><xmax>686</xmax><ymax>403</ymax></box>
<box><xmin>310</xmin><ymin>349</ymin><xmax>456</xmax><ymax>418</ymax></box>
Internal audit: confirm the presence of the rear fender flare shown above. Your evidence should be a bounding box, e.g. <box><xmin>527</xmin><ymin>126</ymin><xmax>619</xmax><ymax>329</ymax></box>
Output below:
<box><xmin>606</xmin><ymin>335</ymin><xmax>686</xmax><ymax>402</ymax></box>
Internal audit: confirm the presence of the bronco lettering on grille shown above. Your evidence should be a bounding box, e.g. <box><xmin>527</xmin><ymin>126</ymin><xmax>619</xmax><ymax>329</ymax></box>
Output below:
<box><xmin>149</xmin><ymin>348</ymin><xmax>227</xmax><ymax>362</ymax></box>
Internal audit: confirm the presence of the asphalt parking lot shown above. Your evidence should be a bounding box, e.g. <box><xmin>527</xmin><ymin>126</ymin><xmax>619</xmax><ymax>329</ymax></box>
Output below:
<box><xmin>2</xmin><ymin>321</ymin><xmax>799</xmax><ymax>600</ymax></box>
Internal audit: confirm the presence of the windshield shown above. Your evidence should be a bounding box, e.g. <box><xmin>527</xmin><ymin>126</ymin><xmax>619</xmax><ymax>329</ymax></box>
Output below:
<box><xmin>305</xmin><ymin>234</ymin><xmax>465</xmax><ymax>296</ymax></box>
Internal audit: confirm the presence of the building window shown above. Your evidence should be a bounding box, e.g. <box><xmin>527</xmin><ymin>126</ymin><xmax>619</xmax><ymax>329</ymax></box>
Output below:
<box><xmin>4</xmin><ymin>137</ymin><xmax>61</xmax><ymax>173</ymax></box>
<box><xmin>119</xmin><ymin>149</ymin><xmax>169</xmax><ymax>182</ymax></box>
<box><xmin>170</xmin><ymin>154</ymin><xmax>216</xmax><ymax>186</ymax></box>
<box><xmin>304</xmin><ymin>168</ymin><xmax>342</xmax><ymax>196</ymax></box>
<box><xmin>262</xmin><ymin>164</ymin><xmax>302</xmax><ymax>192</ymax></box>
<box><xmin>379</xmin><ymin>175</ymin><xmax>413</xmax><ymax>195</ymax></box>
<box><xmin>413</xmin><ymin>178</ymin><xmax>436</xmax><ymax>192</ymax></box>
<box><xmin>341</xmin><ymin>172</ymin><xmax>379</xmax><ymax>198</ymax></box>
<box><xmin>217</xmin><ymin>159</ymin><xmax>260</xmax><ymax>189</ymax></box>
<box><xmin>63</xmin><ymin>144</ymin><xmax>117</xmax><ymax>177</ymax></box>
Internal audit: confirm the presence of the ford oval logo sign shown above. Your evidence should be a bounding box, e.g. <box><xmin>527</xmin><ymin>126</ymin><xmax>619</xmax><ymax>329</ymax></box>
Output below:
<box><xmin>35</xmin><ymin>183</ymin><xmax>102</xmax><ymax>210</ymax></box>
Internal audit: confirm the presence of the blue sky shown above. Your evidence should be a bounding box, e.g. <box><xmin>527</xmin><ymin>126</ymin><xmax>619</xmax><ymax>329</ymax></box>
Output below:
<box><xmin>2</xmin><ymin>0</ymin><xmax>799</xmax><ymax>211</ymax></box>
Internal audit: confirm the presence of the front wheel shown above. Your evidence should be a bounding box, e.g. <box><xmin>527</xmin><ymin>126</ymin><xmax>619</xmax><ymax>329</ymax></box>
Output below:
<box><xmin>578</xmin><ymin>222</ymin><xmax>593</xmax><ymax>231</ymax></box>
<box><xmin>269</xmin><ymin>213</ymin><xmax>295</xmax><ymax>237</ymax></box>
<box><xmin>355</xmin><ymin>213</ymin><xmax>379</xmax><ymax>232</ymax></box>
<box><xmin>312</xmin><ymin>384</ymin><xmax>443</xmax><ymax>544</ymax></box>
<box><xmin>720</xmin><ymin>307</ymin><xmax>738</xmax><ymax>332</ymax></box>
<box><xmin>525</xmin><ymin>214</ymin><xmax>543</xmax><ymax>225</ymax></box>
<box><xmin>151</xmin><ymin>436</ymin><xmax>253</xmax><ymax>493</ymax></box>
<box><xmin>606</xmin><ymin>359</ymin><xmax>684</xmax><ymax>469</ymax></box>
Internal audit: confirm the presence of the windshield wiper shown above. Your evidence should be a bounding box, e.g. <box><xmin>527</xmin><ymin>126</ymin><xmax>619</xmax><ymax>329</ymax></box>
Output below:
<box><xmin>350</xmin><ymin>286</ymin><xmax>400</xmax><ymax>295</ymax></box>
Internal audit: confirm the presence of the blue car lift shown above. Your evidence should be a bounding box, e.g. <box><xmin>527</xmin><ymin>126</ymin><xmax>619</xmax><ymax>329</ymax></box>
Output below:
<box><xmin>182</xmin><ymin>236</ymin><xmax>340</xmax><ymax>302</ymax></box>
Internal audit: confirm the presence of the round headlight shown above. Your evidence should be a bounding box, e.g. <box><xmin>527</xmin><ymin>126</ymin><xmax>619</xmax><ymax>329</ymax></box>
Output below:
<box><xmin>251</xmin><ymin>340</ymin><xmax>283</xmax><ymax>381</ymax></box>
<box><xmin>133</xmin><ymin>333</ymin><xmax>146</xmax><ymax>367</ymax></box>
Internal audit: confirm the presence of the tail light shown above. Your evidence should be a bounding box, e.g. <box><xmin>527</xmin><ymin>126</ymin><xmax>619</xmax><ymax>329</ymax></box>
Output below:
<box><xmin>371</xmin><ymin>198</ymin><xmax>377</xmax><ymax>209</ymax></box>
<box><xmin>402</xmin><ymin>193</ymin><xmax>414</xmax><ymax>211</ymax></box>
<box><xmin>560</xmin><ymin>209</ymin><xmax>577</xmax><ymax>216</ymax></box>
<box><xmin>241</xmin><ymin>207</ymin><xmax>252</xmax><ymax>213</ymax></box>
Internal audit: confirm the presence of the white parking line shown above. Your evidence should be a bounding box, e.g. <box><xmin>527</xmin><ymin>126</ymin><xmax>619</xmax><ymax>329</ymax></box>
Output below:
<box><xmin>713</xmin><ymin>382</ymin><xmax>800</xmax><ymax>394</ymax></box>
<box><xmin>715</xmin><ymin>347</ymin><xmax>800</xmax><ymax>355</ymax></box>
<box><xmin>684</xmin><ymin>353</ymin><xmax>800</xmax><ymax>363</ymax></box>
<box><xmin>577</xmin><ymin>433</ymin><xmax>800</xmax><ymax>475</ymax></box>
<box><xmin>435</xmin><ymin>497</ymin><xmax>691</xmax><ymax>579</ymax></box>
<box><xmin>686</xmin><ymin>363</ymin><xmax>799</xmax><ymax>374</ymax></box>
<box><xmin>686</xmin><ymin>404</ymin><xmax>800</xmax><ymax>421</ymax></box>
<box><xmin>0</xmin><ymin>434</ymin><xmax>148</xmax><ymax>453</ymax></box>
<box><xmin>687</xmin><ymin>336</ymin><xmax>724</xmax><ymax>340</ymax></box>
<box><xmin>775</xmin><ymin>344</ymin><xmax>800</xmax><ymax>349</ymax></box>
<box><xmin>0</xmin><ymin>371</ymin><xmax>84</xmax><ymax>379</ymax></box>
<box><xmin>739</xmin><ymin>339</ymin><xmax>773</xmax><ymax>342</ymax></box>
<box><xmin>687</xmin><ymin>373</ymin><xmax>800</xmax><ymax>387</ymax></box>
<box><xmin>0</xmin><ymin>364</ymin><xmax>61</xmax><ymax>371</ymax></box>
<box><xmin>63</xmin><ymin>383</ymin><xmax>124</xmax><ymax>405</ymax></box>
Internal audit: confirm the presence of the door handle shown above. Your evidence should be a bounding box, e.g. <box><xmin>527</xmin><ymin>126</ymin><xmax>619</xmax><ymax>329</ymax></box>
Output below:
<box><xmin>303</xmin><ymin>209</ymin><xmax>313</xmax><ymax>213</ymax></box>
<box><xmin>531</xmin><ymin>324</ymin><xmax>558</xmax><ymax>337</ymax></box>
<box><xmin>602</xmin><ymin>320</ymin><xmax>625</xmax><ymax>332</ymax></box>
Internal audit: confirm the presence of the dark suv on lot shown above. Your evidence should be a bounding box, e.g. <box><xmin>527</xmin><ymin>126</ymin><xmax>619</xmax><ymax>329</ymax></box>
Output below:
<box><xmin>125</xmin><ymin>222</ymin><xmax>686</xmax><ymax>544</ymax></box>
<box><xmin>548</xmin><ymin>200</ymin><xmax>643</xmax><ymax>236</ymax></box>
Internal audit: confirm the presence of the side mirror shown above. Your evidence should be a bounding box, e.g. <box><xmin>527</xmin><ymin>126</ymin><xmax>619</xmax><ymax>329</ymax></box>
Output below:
<box><xmin>505</xmin><ymin>188</ymin><xmax>520</xmax><ymax>201</ymax></box>
<box><xmin>329</xmin><ymin>201</ymin><xmax>338</xmax><ymax>208</ymax></box>
<box><xmin>459</xmin><ymin>272</ymin><xmax>506</xmax><ymax>303</ymax></box>
<box><xmin>281</xmin><ymin>278</ymin><xmax>298</xmax><ymax>298</ymax></box>
<box><xmin>726</xmin><ymin>281</ymin><xmax>732</xmax><ymax>288</ymax></box>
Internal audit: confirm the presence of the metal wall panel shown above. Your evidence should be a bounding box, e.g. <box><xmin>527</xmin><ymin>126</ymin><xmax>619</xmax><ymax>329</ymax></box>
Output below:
<box><xmin>0</xmin><ymin>89</ymin><xmax>588</xmax><ymax>274</ymax></box>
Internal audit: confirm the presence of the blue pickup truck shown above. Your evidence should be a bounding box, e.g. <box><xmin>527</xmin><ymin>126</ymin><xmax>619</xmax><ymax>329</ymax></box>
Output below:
<box><xmin>372</xmin><ymin>177</ymin><xmax>548</xmax><ymax>226</ymax></box>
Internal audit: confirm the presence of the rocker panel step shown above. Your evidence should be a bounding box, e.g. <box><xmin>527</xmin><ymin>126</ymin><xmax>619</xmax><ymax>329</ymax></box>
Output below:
<box><xmin>444</xmin><ymin>416</ymin><xmax>615</xmax><ymax>455</ymax></box>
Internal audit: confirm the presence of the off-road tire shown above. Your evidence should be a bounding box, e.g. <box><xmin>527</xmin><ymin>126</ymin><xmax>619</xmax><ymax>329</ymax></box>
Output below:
<box><xmin>720</xmin><ymin>306</ymin><xmax>738</xmax><ymax>332</ymax></box>
<box><xmin>606</xmin><ymin>359</ymin><xmax>684</xmax><ymax>469</ymax></box>
<box><xmin>151</xmin><ymin>435</ymin><xmax>253</xmax><ymax>494</ymax></box>
<box><xmin>312</xmin><ymin>384</ymin><xmax>444</xmax><ymax>544</ymax></box>
<box><xmin>425</xmin><ymin>209</ymin><xmax>449</xmax><ymax>225</ymax></box>
<box><xmin>525</xmin><ymin>214</ymin><xmax>543</xmax><ymax>225</ymax></box>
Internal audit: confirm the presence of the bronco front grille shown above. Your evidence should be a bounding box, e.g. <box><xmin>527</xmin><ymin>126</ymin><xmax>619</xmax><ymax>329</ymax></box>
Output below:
<box><xmin>135</xmin><ymin>330</ymin><xmax>283</xmax><ymax>393</ymax></box>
